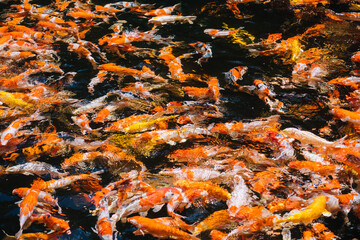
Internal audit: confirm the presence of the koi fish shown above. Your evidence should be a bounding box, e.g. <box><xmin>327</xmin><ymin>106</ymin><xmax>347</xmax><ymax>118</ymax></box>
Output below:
<box><xmin>276</xmin><ymin>195</ymin><xmax>330</xmax><ymax>224</ymax></box>
<box><xmin>204</xmin><ymin>28</ymin><xmax>243</xmax><ymax>38</ymax></box>
<box><xmin>71</xmin><ymin>114</ymin><xmax>97</xmax><ymax>135</ymax></box>
<box><xmin>331</xmin><ymin>107</ymin><xmax>360</xmax><ymax>126</ymax></box>
<box><xmin>111</xmin><ymin>187</ymin><xmax>184</xmax><ymax>223</ymax></box>
<box><xmin>0</xmin><ymin>112</ymin><xmax>43</xmax><ymax>146</ymax></box>
<box><xmin>145</xmin><ymin>3</ymin><xmax>181</xmax><ymax>16</ymax></box>
<box><xmin>281</xmin><ymin>127</ymin><xmax>341</xmax><ymax>148</ymax></box>
<box><xmin>227</xmin><ymin>176</ymin><xmax>250</xmax><ymax>216</ymax></box>
<box><xmin>31</xmin><ymin>171</ymin><xmax>103</xmax><ymax>191</ymax></box>
<box><xmin>193</xmin><ymin>210</ymin><xmax>231</xmax><ymax>235</ymax></box>
<box><xmin>224</xmin><ymin>66</ymin><xmax>248</xmax><ymax>84</ymax></box>
<box><xmin>189</xmin><ymin>41</ymin><xmax>212</xmax><ymax>65</ymax></box>
<box><xmin>15</xmin><ymin>189</ymin><xmax>39</xmax><ymax>238</ymax></box>
<box><xmin>128</xmin><ymin>216</ymin><xmax>200</xmax><ymax>240</ymax></box>
<box><xmin>30</xmin><ymin>214</ymin><xmax>70</xmax><ymax>233</ymax></box>
<box><xmin>104</xmin><ymin>1</ymin><xmax>154</xmax><ymax>9</ymax></box>
<box><xmin>93</xmin><ymin>198</ymin><xmax>113</xmax><ymax>240</ymax></box>
<box><xmin>149</xmin><ymin>15</ymin><xmax>197</xmax><ymax>26</ymax></box>
<box><xmin>4</xmin><ymin>161</ymin><xmax>66</xmax><ymax>178</ymax></box>
<box><xmin>174</xmin><ymin>180</ymin><xmax>231</xmax><ymax>201</ymax></box>
<box><xmin>61</xmin><ymin>151</ymin><xmax>101</xmax><ymax>169</ymax></box>
<box><xmin>160</xmin><ymin>167</ymin><xmax>222</xmax><ymax>182</ymax></box>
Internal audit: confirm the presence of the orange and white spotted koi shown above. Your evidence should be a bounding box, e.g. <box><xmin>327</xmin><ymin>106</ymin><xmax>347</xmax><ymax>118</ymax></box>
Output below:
<box><xmin>111</xmin><ymin>187</ymin><xmax>185</xmax><ymax>223</ymax></box>
<box><xmin>31</xmin><ymin>171</ymin><xmax>103</xmax><ymax>191</ymax></box>
<box><xmin>15</xmin><ymin>189</ymin><xmax>39</xmax><ymax>238</ymax></box>
<box><xmin>204</xmin><ymin>28</ymin><xmax>242</xmax><ymax>38</ymax></box>
<box><xmin>145</xmin><ymin>3</ymin><xmax>181</xmax><ymax>16</ymax></box>
<box><xmin>94</xmin><ymin>198</ymin><xmax>113</xmax><ymax>240</ymax></box>
<box><xmin>71</xmin><ymin>114</ymin><xmax>97</xmax><ymax>135</ymax></box>
<box><xmin>0</xmin><ymin>112</ymin><xmax>42</xmax><ymax>146</ymax></box>
<box><xmin>225</xmin><ymin>66</ymin><xmax>248</xmax><ymax>84</ymax></box>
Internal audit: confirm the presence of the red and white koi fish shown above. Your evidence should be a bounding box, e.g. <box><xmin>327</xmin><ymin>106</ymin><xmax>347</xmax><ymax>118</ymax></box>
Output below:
<box><xmin>31</xmin><ymin>171</ymin><xmax>103</xmax><ymax>191</ymax></box>
<box><xmin>145</xmin><ymin>3</ymin><xmax>181</xmax><ymax>16</ymax></box>
<box><xmin>111</xmin><ymin>187</ymin><xmax>185</xmax><ymax>223</ymax></box>
<box><xmin>189</xmin><ymin>41</ymin><xmax>212</xmax><ymax>65</ymax></box>
<box><xmin>94</xmin><ymin>198</ymin><xmax>113</xmax><ymax>240</ymax></box>
<box><xmin>149</xmin><ymin>15</ymin><xmax>197</xmax><ymax>26</ymax></box>
<box><xmin>204</xmin><ymin>28</ymin><xmax>242</xmax><ymax>38</ymax></box>
<box><xmin>266</xmin><ymin>131</ymin><xmax>295</xmax><ymax>161</ymax></box>
<box><xmin>71</xmin><ymin>114</ymin><xmax>97</xmax><ymax>134</ymax></box>
<box><xmin>0</xmin><ymin>112</ymin><xmax>42</xmax><ymax>146</ymax></box>
<box><xmin>15</xmin><ymin>189</ymin><xmax>39</xmax><ymax>238</ymax></box>
<box><xmin>225</xmin><ymin>66</ymin><xmax>248</xmax><ymax>84</ymax></box>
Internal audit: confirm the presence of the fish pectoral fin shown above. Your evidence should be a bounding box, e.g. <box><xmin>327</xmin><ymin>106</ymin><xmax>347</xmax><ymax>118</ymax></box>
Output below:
<box><xmin>152</xmin><ymin>204</ymin><xmax>164</xmax><ymax>212</ymax></box>
<box><xmin>133</xmin><ymin>229</ymin><xmax>146</xmax><ymax>236</ymax></box>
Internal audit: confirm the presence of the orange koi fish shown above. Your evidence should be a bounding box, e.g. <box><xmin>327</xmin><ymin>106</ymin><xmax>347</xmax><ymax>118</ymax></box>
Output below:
<box><xmin>31</xmin><ymin>214</ymin><xmax>70</xmax><ymax>233</ymax></box>
<box><xmin>328</xmin><ymin>77</ymin><xmax>360</xmax><ymax>89</ymax></box>
<box><xmin>94</xmin><ymin>105</ymin><xmax>118</xmax><ymax>123</ymax></box>
<box><xmin>194</xmin><ymin>210</ymin><xmax>231</xmax><ymax>235</ymax></box>
<box><xmin>225</xmin><ymin>66</ymin><xmax>248</xmax><ymax>84</ymax></box>
<box><xmin>61</xmin><ymin>151</ymin><xmax>101</xmax><ymax>169</ymax></box>
<box><xmin>288</xmin><ymin>160</ymin><xmax>336</xmax><ymax>174</ymax></box>
<box><xmin>67</xmin><ymin>9</ymin><xmax>110</xmax><ymax>22</ymax></box>
<box><xmin>128</xmin><ymin>216</ymin><xmax>200</xmax><ymax>240</ymax></box>
<box><xmin>331</xmin><ymin>107</ymin><xmax>360</xmax><ymax>125</ymax></box>
<box><xmin>267</xmin><ymin>197</ymin><xmax>304</xmax><ymax>213</ymax></box>
<box><xmin>174</xmin><ymin>180</ymin><xmax>231</xmax><ymax>201</ymax></box>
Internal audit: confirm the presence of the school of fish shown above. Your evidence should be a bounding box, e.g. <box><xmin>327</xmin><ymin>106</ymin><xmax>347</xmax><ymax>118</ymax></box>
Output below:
<box><xmin>1</xmin><ymin>0</ymin><xmax>360</xmax><ymax>239</ymax></box>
